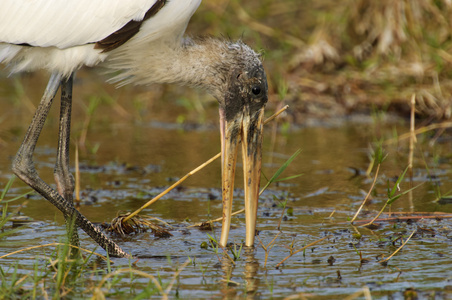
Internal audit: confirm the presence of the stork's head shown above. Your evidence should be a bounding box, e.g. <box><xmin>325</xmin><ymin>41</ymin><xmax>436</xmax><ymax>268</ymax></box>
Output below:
<box><xmin>114</xmin><ymin>38</ymin><xmax>267</xmax><ymax>247</ymax></box>
<box><xmin>210</xmin><ymin>41</ymin><xmax>268</xmax><ymax>247</ymax></box>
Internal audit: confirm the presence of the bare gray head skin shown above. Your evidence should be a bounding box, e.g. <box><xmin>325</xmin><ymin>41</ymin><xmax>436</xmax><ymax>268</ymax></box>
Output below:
<box><xmin>202</xmin><ymin>40</ymin><xmax>269</xmax><ymax>116</ymax></box>
<box><xmin>222</xmin><ymin>52</ymin><xmax>268</xmax><ymax>123</ymax></box>
<box><xmin>207</xmin><ymin>40</ymin><xmax>268</xmax><ymax>247</ymax></box>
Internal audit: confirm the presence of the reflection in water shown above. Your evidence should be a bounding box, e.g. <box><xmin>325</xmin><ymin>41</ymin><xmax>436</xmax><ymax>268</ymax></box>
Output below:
<box><xmin>219</xmin><ymin>254</ymin><xmax>236</xmax><ymax>299</ymax></box>
<box><xmin>219</xmin><ymin>246</ymin><xmax>260</xmax><ymax>299</ymax></box>
<box><xmin>243</xmin><ymin>247</ymin><xmax>260</xmax><ymax>299</ymax></box>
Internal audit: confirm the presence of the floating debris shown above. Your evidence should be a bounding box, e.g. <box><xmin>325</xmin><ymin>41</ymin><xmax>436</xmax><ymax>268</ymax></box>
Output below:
<box><xmin>106</xmin><ymin>214</ymin><xmax>172</xmax><ymax>238</ymax></box>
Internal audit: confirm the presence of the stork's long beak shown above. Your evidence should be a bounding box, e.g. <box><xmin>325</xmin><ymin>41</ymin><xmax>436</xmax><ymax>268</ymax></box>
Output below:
<box><xmin>219</xmin><ymin>106</ymin><xmax>265</xmax><ymax>247</ymax></box>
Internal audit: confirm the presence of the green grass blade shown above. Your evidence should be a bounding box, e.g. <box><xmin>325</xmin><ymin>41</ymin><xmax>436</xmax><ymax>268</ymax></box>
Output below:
<box><xmin>275</xmin><ymin>173</ymin><xmax>304</xmax><ymax>182</ymax></box>
<box><xmin>388</xmin><ymin>166</ymin><xmax>409</xmax><ymax>198</ymax></box>
<box><xmin>1</xmin><ymin>176</ymin><xmax>16</xmax><ymax>201</ymax></box>
<box><xmin>387</xmin><ymin>182</ymin><xmax>424</xmax><ymax>205</ymax></box>
<box><xmin>3</xmin><ymin>191</ymin><xmax>34</xmax><ymax>203</ymax></box>
<box><xmin>261</xmin><ymin>149</ymin><xmax>302</xmax><ymax>192</ymax></box>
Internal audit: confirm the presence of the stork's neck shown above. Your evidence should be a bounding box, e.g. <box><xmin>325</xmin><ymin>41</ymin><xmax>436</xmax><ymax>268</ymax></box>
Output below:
<box><xmin>109</xmin><ymin>38</ymin><xmax>238</xmax><ymax>100</ymax></box>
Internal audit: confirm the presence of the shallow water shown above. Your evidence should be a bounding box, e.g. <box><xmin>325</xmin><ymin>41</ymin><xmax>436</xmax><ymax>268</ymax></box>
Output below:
<box><xmin>1</xmin><ymin>71</ymin><xmax>452</xmax><ymax>299</ymax></box>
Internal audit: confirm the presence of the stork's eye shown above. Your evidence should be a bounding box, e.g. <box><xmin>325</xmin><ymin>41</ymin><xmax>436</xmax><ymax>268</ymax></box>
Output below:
<box><xmin>252</xmin><ymin>86</ymin><xmax>261</xmax><ymax>95</ymax></box>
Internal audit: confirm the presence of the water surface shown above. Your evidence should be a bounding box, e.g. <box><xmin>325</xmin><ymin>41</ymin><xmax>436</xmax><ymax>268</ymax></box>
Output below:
<box><xmin>1</xmin><ymin>71</ymin><xmax>452</xmax><ymax>299</ymax></box>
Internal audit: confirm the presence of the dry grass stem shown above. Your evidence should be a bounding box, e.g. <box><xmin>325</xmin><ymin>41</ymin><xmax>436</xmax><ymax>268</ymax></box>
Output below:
<box><xmin>122</xmin><ymin>153</ymin><xmax>221</xmax><ymax>223</ymax></box>
<box><xmin>162</xmin><ymin>259</ymin><xmax>191</xmax><ymax>299</ymax></box>
<box><xmin>385</xmin><ymin>121</ymin><xmax>452</xmax><ymax>145</ymax></box>
<box><xmin>351</xmin><ymin>213</ymin><xmax>452</xmax><ymax>224</ymax></box>
<box><xmin>350</xmin><ymin>224</ymin><xmax>361</xmax><ymax>236</ymax></box>
<box><xmin>13</xmin><ymin>275</ymin><xmax>30</xmax><ymax>291</ymax></box>
<box><xmin>343</xmin><ymin>286</ymin><xmax>372</xmax><ymax>300</ymax></box>
<box><xmin>187</xmin><ymin>208</ymin><xmax>244</xmax><ymax>228</ymax></box>
<box><xmin>111</xmin><ymin>105</ymin><xmax>289</xmax><ymax>234</ymax></box>
<box><xmin>263</xmin><ymin>105</ymin><xmax>289</xmax><ymax>125</ymax></box>
<box><xmin>379</xmin><ymin>211</ymin><xmax>452</xmax><ymax>216</ymax></box>
<box><xmin>362</xmin><ymin>181</ymin><xmax>425</xmax><ymax>228</ymax></box>
<box><xmin>0</xmin><ymin>243</ymin><xmax>110</xmax><ymax>262</ymax></box>
<box><xmin>350</xmin><ymin>163</ymin><xmax>380</xmax><ymax>223</ymax></box>
<box><xmin>107</xmin><ymin>214</ymin><xmax>172</xmax><ymax>237</ymax></box>
<box><xmin>93</xmin><ymin>268</ymin><xmax>163</xmax><ymax>300</ymax></box>
<box><xmin>190</xmin><ymin>162</ymin><xmax>279</xmax><ymax>228</ymax></box>
<box><xmin>277</xmin><ymin>204</ymin><xmax>287</xmax><ymax>231</ymax></box>
<box><xmin>361</xmin><ymin>206</ymin><xmax>386</xmax><ymax>228</ymax></box>
<box><xmin>257</xmin><ymin>232</ymin><xmax>281</xmax><ymax>268</ymax></box>
<box><xmin>124</xmin><ymin>105</ymin><xmax>288</xmax><ymax>223</ymax></box>
<box><xmin>221</xmin><ymin>248</ymin><xmax>236</xmax><ymax>265</ymax></box>
<box><xmin>328</xmin><ymin>210</ymin><xmax>336</xmax><ymax>218</ymax></box>
<box><xmin>79</xmin><ymin>114</ymin><xmax>90</xmax><ymax>150</ymax></box>
<box><xmin>75</xmin><ymin>143</ymin><xmax>80</xmax><ymax>203</ymax></box>
<box><xmin>408</xmin><ymin>93</ymin><xmax>416</xmax><ymax>180</ymax></box>
<box><xmin>275</xmin><ymin>235</ymin><xmax>330</xmax><ymax>268</ymax></box>
<box><xmin>140</xmin><ymin>215</ymin><xmax>173</xmax><ymax>227</ymax></box>
<box><xmin>380</xmin><ymin>230</ymin><xmax>416</xmax><ymax>264</ymax></box>
<box><xmin>408</xmin><ymin>94</ymin><xmax>416</xmax><ymax>211</ymax></box>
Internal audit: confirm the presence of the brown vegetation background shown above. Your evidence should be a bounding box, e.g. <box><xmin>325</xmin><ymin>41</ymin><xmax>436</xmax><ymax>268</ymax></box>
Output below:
<box><xmin>195</xmin><ymin>0</ymin><xmax>452</xmax><ymax>124</ymax></box>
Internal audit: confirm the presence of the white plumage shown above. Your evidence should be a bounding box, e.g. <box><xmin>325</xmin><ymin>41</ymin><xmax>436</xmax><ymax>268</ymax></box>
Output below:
<box><xmin>1</xmin><ymin>0</ymin><xmax>156</xmax><ymax>47</ymax></box>
<box><xmin>1</xmin><ymin>0</ymin><xmax>268</xmax><ymax>257</ymax></box>
<box><xmin>0</xmin><ymin>0</ymin><xmax>201</xmax><ymax>75</ymax></box>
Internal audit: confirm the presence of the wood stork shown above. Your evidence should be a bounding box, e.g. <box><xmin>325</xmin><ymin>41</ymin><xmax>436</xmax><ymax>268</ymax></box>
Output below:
<box><xmin>0</xmin><ymin>0</ymin><xmax>268</xmax><ymax>257</ymax></box>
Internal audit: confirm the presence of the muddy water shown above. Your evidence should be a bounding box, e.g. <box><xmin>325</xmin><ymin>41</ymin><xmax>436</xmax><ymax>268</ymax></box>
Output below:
<box><xmin>1</xmin><ymin>71</ymin><xmax>452</xmax><ymax>299</ymax></box>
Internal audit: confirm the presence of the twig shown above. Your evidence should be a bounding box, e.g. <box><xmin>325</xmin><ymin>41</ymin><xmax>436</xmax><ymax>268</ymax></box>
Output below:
<box><xmin>275</xmin><ymin>235</ymin><xmax>330</xmax><ymax>268</ymax></box>
<box><xmin>350</xmin><ymin>163</ymin><xmax>380</xmax><ymax>223</ymax></box>
<box><xmin>380</xmin><ymin>230</ymin><xmax>416</xmax><ymax>264</ymax></box>
<box><xmin>123</xmin><ymin>105</ymin><xmax>289</xmax><ymax>223</ymax></box>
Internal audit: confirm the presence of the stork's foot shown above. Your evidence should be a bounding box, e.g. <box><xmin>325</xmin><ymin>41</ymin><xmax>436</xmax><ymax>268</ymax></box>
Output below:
<box><xmin>12</xmin><ymin>149</ymin><xmax>130</xmax><ymax>258</ymax></box>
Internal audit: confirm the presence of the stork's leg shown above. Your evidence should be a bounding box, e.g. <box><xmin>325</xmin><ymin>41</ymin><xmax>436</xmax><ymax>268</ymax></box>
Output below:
<box><xmin>12</xmin><ymin>72</ymin><xmax>129</xmax><ymax>258</ymax></box>
<box><xmin>54</xmin><ymin>73</ymin><xmax>79</xmax><ymax>257</ymax></box>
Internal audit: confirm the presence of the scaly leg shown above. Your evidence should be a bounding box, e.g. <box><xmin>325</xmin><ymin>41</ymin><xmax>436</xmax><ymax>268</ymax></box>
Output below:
<box><xmin>12</xmin><ymin>72</ymin><xmax>129</xmax><ymax>258</ymax></box>
<box><xmin>54</xmin><ymin>73</ymin><xmax>79</xmax><ymax>257</ymax></box>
